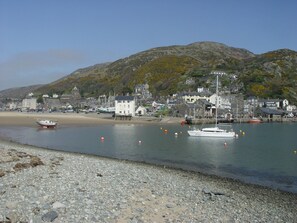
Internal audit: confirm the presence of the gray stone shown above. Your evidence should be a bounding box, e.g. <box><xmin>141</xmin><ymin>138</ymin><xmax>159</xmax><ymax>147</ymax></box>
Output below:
<box><xmin>166</xmin><ymin>203</ymin><xmax>174</xmax><ymax>208</ymax></box>
<box><xmin>6</xmin><ymin>201</ymin><xmax>18</xmax><ymax>209</ymax></box>
<box><xmin>52</xmin><ymin>201</ymin><xmax>66</xmax><ymax>209</ymax></box>
<box><xmin>6</xmin><ymin>211</ymin><xmax>21</xmax><ymax>223</ymax></box>
<box><xmin>42</xmin><ymin>210</ymin><xmax>58</xmax><ymax>222</ymax></box>
<box><xmin>0</xmin><ymin>141</ymin><xmax>297</xmax><ymax>223</ymax></box>
<box><xmin>202</xmin><ymin>188</ymin><xmax>211</xmax><ymax>195</ymax></box>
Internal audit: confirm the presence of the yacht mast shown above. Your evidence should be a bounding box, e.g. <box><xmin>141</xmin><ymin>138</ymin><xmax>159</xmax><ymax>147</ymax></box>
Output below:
<box><xmin>215</xmin><ymin>74</ymin><xmax>218</xmax><ymax>128</ymax></box>
<box><xmin>212</xmin><ymin>71</ymin><xmax>226</xmax><ymax>127</ymax></box>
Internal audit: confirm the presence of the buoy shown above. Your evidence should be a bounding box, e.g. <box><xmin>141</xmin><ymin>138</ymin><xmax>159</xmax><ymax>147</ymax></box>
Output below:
<box><xmin>235</xmin><ymin>134</ymin><xmax>239</xmax><ymax>138</ymax></box>
<box><xmin>242</xmin><ymin>132</ymin><xmax>245</xmax><ymax>136</ymax></box>
<box><xmin>294</xmin><ymin>150</ymin><xmax>297</xmax><ymax>154</ymax></box>
<box><xmin>174</xmin><ymin>132</ymin><xmax>178</xmax><ymax>137</ymax></box>
<box><xmin>160</xmin><ymin>127</ymin><xmax>163</xmax><ymax>130</ymax></box>
<box><xmin>138</xmin><ymin>140</ymin><xmax>142</xmax><ymax>144</ymax></box>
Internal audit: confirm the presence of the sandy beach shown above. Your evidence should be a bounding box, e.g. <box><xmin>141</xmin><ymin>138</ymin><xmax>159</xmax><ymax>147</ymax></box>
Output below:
<box><xmin>0</xmin><ymin>111</ymin><xmax>297</xmax><ymax>222</ymax></box>
<box><xmin>0</xmin><ymin>111</ymin><xmax>183</xmax><ymax>127</ymax></box>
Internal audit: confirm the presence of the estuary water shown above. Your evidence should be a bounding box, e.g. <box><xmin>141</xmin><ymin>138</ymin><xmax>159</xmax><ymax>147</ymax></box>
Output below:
<box><xmin>0</xmin><ymin>122</ymin><xmax>297</xmax><ymax>193</ymax></box>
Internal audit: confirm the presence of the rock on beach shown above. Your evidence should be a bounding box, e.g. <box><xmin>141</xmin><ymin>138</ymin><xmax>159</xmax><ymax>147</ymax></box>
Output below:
<box><xmin>0</xmin><ymin>139</ymin><xmax>297</xmax><ymax>222</ymax></box>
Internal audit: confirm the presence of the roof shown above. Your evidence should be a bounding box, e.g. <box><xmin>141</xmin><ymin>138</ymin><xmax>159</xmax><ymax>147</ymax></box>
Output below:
<box><xmin>258</xmin><ymin>99</ymin><xmax>282</xmax><ymax>103</ymax></box>
<box><xmin>259</xmin><ymin>107</ymin><xmax>285</xmax><ymax>115</ymax></box>
<box><xmin>180</xmin><ymin>92</ymin><xmax>200</xmax><ymax>96</ymax></box>
<box><xmin>115</xmin><ymin>96</ymin><xmax>134</xmax><ymax>101</ymax></box>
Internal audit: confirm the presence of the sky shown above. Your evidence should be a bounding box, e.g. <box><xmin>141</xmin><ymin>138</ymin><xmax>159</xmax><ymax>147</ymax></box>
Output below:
<box><xmin>0</xmin><ymin>0</ymin><xmax>296</xmax><ymax>91</ymax></box>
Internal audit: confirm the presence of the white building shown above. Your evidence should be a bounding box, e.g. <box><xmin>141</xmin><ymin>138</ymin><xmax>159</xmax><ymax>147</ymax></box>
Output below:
<box><xmin>8</xmin><ymin>102</ymin><xmax>18</xmax><ymax>110</ymax></box>
<box><xmin>258</xmin><ymin>99</ymin><xmax>289</xmax><ymax>110</ymax></box>
<box><xmin>209</xmin><ymin>94</ymin><xmax>231</xmax><ymax>110</ymax></box>
<box><xmin>115</xmin><ymin>96</ymin><xmax>135</xmax><ymax>117</ymax></box>
<box><xmin>286</xmin><ymin>104</ymin><xmax>296</xmax><ymax>112</ymax></box>
<box><xmin>181</xmin><ymin>92</ymin><xmax>210</xmax><ymax>104</ymax></box>
<box><xmin>22</xmin><ymin>98</ymin><xmax>37</xmax><ymax>111</ymax></box>
<box><xmin>42</xmin><ymin>94</ymin><xmax>50</xmax><ymax>98</ymax></box>
<box><xmin>52</xmin><ymin>94</ymin><xmax>59</xmax><ymax>99</ymax></box>
<box><xmin>135</xmin><ymin>106</ymin><xmax>147</xmax><ymax>116</ymax></box>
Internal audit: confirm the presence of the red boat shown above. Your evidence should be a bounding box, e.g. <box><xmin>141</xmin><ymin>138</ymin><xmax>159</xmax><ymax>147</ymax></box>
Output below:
<box><xmin>248</xmin><ymin>117</ymin><xmax>262</xmax><ymax>124</ymax></box>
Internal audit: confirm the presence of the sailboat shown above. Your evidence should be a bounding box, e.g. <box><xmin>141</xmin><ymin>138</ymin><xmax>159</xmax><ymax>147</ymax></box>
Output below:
<box><xmin>187</xmin><ymin>73</ymin><xmax>236</xmax><ymax>138</ymax></box>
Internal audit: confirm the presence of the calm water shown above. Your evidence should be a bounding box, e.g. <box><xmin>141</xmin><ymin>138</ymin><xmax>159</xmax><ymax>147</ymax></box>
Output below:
<box><xmin>1</xmin><ymin>122</ymin><xmax>297</xmax><ymax>193</ymax></box>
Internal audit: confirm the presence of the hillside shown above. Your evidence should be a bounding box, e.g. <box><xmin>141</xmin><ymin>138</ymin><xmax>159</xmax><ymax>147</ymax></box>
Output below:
<box><xmin>0</xmin><ymin>85</ymin><xmax>43</xmax><ymax>99</ymax></box>
<box><xmin>238</xmin><ymin>49</ymin><xmax>297</xmax><ymax>103</ymax></box>
<box><xmin>34</xmin><ymin>41</ymin><xmax>256</xmax><ymax>96</ymax></box>
<box><xmin>2</xmin><ymin>41</ymin><xmax>297</xmax><ymax>104</ymax></box>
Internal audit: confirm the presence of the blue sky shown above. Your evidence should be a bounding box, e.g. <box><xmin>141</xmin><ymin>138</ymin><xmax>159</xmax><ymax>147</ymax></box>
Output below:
<box><xmin>0</xmin><ymin>0</ymin><xmax>296</xmax><ymax>90</ymax></box>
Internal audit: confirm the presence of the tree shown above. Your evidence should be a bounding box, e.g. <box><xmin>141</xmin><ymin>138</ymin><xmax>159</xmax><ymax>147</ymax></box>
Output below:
<box><xmin>250</xmin><ymin>83</ymin><xmax>266</xmax><ymax>97</ymax></box>
<box><xmin>37</xmin><ymin>95</ymin><xmax>43</xmax><ymax>104</ymax></box>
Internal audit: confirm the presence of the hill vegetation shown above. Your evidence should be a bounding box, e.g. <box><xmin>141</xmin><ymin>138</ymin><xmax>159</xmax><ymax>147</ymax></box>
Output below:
<box><xmin>2</xmin><ymin>42</ymin><xmax>297</xmax><ymax>104</ymax></box>
<box><xmin>0</xmin><ymin>85</ymin><xmax>43</xmax><ymax>99</ymax></box>
<box><xmin>34</xmin><ymin>41</ymin><xmax>256</xmax><ymax>96</ymax></box>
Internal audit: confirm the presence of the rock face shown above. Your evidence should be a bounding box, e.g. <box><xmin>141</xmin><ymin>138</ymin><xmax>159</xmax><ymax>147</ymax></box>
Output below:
<box><xmin>0</xmin><ymin>140</ymin><xmax>297</xmax><ymax>222</ymax></box>
<box><xmin>13</xmin><ymin>162</ymin><xmax>31</xmax><ymax>171</ymax></box>
<box><xmin>13</xmin><ymin>155</ymin><xmax>44</xmax><ymax>171</ymax></box>
<box><xmin>0</xmin><ymin>169</ymin><xmax>5</xmax><ymax>177</ymax></box>
<box><xmin>30</xmin><ymin>156</ymin><xmax>44</xmax><ymax>167</ymax></box>
<box><xmin>0</xmin><ymin>148</ymin><xmax>44</xmax><ymax>176</ymax></box>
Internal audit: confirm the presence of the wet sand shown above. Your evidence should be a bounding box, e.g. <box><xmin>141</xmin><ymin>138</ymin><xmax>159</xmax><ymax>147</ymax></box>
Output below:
<box><xmin>0</xmin><ymin>111</ymin><xmax>183</xmax><ymax>127</ymax></box>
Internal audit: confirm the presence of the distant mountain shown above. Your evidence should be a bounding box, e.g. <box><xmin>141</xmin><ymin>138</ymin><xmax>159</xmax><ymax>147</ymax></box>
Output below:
<box><xmin>0</xmin><ymin>85</ymin><xmax>44</xmax><ymax>99</ymax></box>
<box><xmin>2</xmin><ymin>41</ymin><xmax>297</xmax><ymax>104</ymax></box>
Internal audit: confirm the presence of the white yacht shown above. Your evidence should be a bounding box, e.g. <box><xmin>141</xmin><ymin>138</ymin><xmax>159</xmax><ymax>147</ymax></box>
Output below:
<box><xmin>187</xmin><ymin>73</ymin><xmax>236</xmax><ymax>138</ymax></box>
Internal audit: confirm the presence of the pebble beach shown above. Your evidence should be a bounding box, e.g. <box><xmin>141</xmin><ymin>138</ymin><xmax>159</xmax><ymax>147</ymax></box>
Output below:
<box><xmin>1</xmin><ymin>139</ymin><xmax>297</xmax><ymax>223</ymax></box>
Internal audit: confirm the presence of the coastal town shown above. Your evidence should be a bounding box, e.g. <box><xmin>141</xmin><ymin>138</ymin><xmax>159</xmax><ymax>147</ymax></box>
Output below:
<box><xmin>2</xmin><ymin>1</ymin><xmax>297</xmax><ymax>222</ymax></box>
<box><xmin>1</xmin><ymin>82</ymin><xmax>296</xmax><ymax>123</ymax></box>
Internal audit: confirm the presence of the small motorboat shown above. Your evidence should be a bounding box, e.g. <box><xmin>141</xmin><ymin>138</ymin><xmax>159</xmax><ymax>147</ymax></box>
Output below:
<box><xmin>36</xmin><ymin>119</ymin><xmax>57</xmax><ymax>128</ymax></box>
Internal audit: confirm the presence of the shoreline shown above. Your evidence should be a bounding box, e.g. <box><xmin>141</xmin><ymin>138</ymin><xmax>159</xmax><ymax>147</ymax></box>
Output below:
<box><xmin>1</xmin><ymin>140</ymin><xmax>297</xmax><ymax>222</ymax></box>
<box><xmin>1</xmin><ymin>111</ymin><xmax>297</xmax><ymax>221</ymax></box>
<box><xmin>1</xmin><ymin>136</ymin><xmax>290</xmax><ymax>195</ymax></box>
<box><xmin>0</xmin><ymin>111</ymin><xmax>184</xmax><ymax>127</ymax></box>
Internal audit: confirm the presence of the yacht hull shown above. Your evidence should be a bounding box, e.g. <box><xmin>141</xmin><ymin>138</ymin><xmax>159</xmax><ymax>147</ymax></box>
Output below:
<box><xmin>187</xmin><ymin>128</ymin><xmax>235</xmax><ymax>138</ymax></box>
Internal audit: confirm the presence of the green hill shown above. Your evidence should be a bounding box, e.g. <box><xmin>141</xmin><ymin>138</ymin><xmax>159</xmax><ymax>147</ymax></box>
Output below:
<box><xmin>238</xmin><ymin>49</ymin><xmax>297</xmax><ymax>103</ymax></box>
<box><xmin>20</xmin><ymin>41</ymin><xmax>297</xmax><ymax>104</ymax></box>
